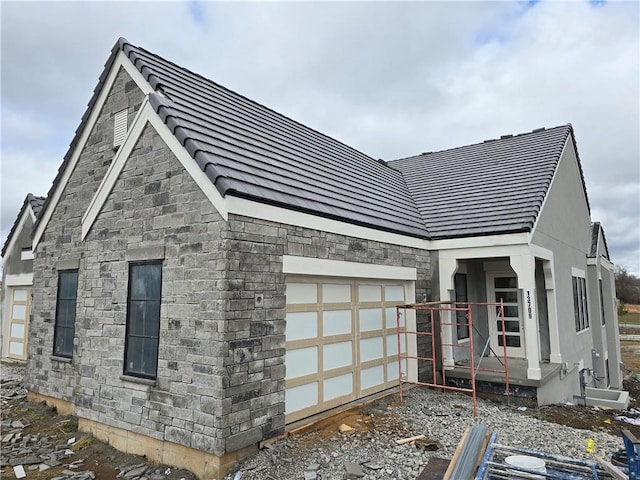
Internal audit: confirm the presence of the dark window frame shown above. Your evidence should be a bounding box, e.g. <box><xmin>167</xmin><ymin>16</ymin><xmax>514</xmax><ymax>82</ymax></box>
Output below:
<box><xmin>454</xmin><ymin>273</ymin><xmax>469</xmax><ymax>340</ymax></box>
<box><xmin>599</xmin><ymin>279</ymin><xmax>606</xmax><ymax>325</ymax></box>
<box><xmin>53</xmin><ymin>270</ymin><xmax>79</xmax><ymax>358</ymax></box>
<box><xmin>124</xmin><ymin>261</ymin><xmax>162</xmax><ymax>380</ymax></box>
<box><xmin>572</xmin><ymin>275</ymin><xmax>589</xmax><ymax>332</ymax></box>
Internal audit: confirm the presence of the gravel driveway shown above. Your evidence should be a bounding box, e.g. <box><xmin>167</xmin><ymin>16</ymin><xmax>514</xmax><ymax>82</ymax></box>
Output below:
<box><xmin>223</xmin><ymin>386</ymin><xmax>624</xmax><ymax>480</ymax></box>
<box><xmin>1</xmin><ymin>363</ymin><xmax>625</xmax><ymax>480</ymax></box>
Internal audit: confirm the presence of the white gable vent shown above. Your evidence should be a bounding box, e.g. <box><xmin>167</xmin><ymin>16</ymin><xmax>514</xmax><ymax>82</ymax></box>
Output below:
<box><xmin>113</xmin><ymin>109</ymin><xmax>128</xmax><ymax>148</ymax></box>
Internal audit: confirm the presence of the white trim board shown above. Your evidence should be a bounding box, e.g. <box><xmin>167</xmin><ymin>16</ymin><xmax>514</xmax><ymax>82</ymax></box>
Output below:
<box><xmin>4</xmin><ymin>274</ymin><xmax>34</xmax><ymax>286</ymax></box>
<box><xmin>430</xmin><ymin>232</ymin><xmax>529</xmax><ymax>251</ymax></box>
<box><xmin>33</xmin><ymin>51</ymin><xmax>155</xmax><ymax>250</ymax></box>
<box><xmin>283</xmin><ymin>256</ymin><xmax>417</xmax><ymax>280</ymax></box>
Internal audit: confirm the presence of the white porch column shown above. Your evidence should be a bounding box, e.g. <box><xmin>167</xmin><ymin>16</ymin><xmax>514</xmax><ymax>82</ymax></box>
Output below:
<box><xmin>510</xmin><ymin>254</ymin><xmax>542</xmax><ymax>380</ymax></box>
<box><xmin>439</xmin><ymin>256</ymin><xmax>458</xmax><ymax>368</ymax></box>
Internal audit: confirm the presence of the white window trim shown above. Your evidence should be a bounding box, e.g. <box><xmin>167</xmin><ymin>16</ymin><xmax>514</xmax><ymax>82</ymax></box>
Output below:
<box><xmin>20</xmin><ymin>249</ymin><xmax>34</xmax><ymax>261</ymax></box>
<box><xmin>571</xmin><ymin>267</ymin><xmax>586</xmax><ymax>278</ymax></box>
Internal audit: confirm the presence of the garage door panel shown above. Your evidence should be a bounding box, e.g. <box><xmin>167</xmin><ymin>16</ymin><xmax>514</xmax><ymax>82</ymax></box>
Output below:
<box><xmin>324</xmin><ymin>373</ymin><xmax>353</xmax><ymax>401</ymax></box>
<box><xmin>386</xmin><ymin>333</ymin><xmax>406</xmax><ymax>356</ymax></box>
<box><xmin>359</xmin><ymin>308</ymin><xmax>383</xmax><ymax>331</ymax></box>
<box><xmin>286</xmin><ymin>347</ymin><xmax>318</xmax><ymax>378</ymax></box>
<box><xmin>322</xmin><ymin>310</ymin><xmax>352</xmax><ymax>336</ymax></box>
<box><xmin>387</xmin><ymin>358</ymin><xmax>407</xmax><ymax>381</ymax></box>
<box><xmin>286</xmin><ymin>311</ymin><xmax>318</xmax><ymax>341</ymax></box>
<box><xmin>286</xmin><ymin>283</ymin><xmax>318</xmax><ymax>304</ymax></box>
<box><xmin>359</xmin><ymin>285</ymin><xmax>382</xmax><ymax>302</ymax></box>
<box><xmin>322</xmin><ymin>283</ymin><xmax>351</xmax><ymax>303</ymax></box>
<box><xmin>323</xmin><ymin>341</ymin><xmax>353</xmax><ymax>370</ymax></box>
<box><xmin>285</xmin><ymin>278</ymin><xmax>412</xmax><ymax>424</ymax></box>
<box><xmin>385</xmin><ymin>285</ymin><xmax>405</xmax><ymax>302</ymax></box>
<box><xmin>361</xmin><ymin>365</ymin><xmax>384</xmax><ymax>390</ymax></box>
<box><xmin>286</xmin><ymin>382</ymin><xmax>318</xmax><ymax>413</ymax></box>
<box><xmin>386</xmin><ymin>307</ymin><xmax>405</xmax><ymax>328</ymax></box>
<box><xmin>360</xmin><ymin>337</ymin><xmax>383</xmax><ymax>362</ymax></box>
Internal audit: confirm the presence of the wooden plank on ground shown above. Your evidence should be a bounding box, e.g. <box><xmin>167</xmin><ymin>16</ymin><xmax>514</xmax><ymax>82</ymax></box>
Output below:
<box><xmin>417</xmin><ymin>457</ymin><xmax>451</xmax><ymax>480</ymax></box>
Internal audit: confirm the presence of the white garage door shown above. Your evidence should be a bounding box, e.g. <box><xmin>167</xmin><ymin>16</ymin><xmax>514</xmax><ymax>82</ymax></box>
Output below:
<box><xmin>285</xmin><ymin>277</ymin><xmax>409</xmax><ymax>423</ymax></box>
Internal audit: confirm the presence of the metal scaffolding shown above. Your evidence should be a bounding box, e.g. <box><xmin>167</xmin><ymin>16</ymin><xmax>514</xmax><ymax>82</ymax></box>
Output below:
<box><xmin>397</xmin><ymin>301</ymin><xmax>511</xmax><ymax>416</ymax></box>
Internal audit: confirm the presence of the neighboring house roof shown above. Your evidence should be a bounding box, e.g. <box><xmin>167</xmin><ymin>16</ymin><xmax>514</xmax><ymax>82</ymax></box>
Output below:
<box><xmin>589</xmin><ymin>222</ymin><xmax>611</xmax><ymax>260</ymax></box>
<box><xmin>1</xmin><ymin>194</ymin><xmax>46</xmax><ymax>257</ymax></box>
<box><xmin>388</xmin><ymin>125</ymin><xmax>590</xmax><ymax>239</ymax></box>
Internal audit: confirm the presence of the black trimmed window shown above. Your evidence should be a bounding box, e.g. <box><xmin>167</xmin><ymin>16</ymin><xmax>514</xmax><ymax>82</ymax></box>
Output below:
<box><xmin>572</xmin><ymin>275</ymin><xmax>589</xmax><ymax>332</ymax></box>
<box><xmin>599</xmin><ymin>279</ymin><xmax>606</xmax><ymax>325</ymax></box>
<box><xmin>125</xmin><ymin>262</ymin><xmax>162</xmax><ymax>379</ymax></box>
<box><xmin>454</xmin><ymin>273</ymin><xmax>469</xmax><ymax>340</ymax></box>
<box><xmin>53</xmin><ymin>270</ymin><xmax>79</xmax><ymax>358</ymax></box>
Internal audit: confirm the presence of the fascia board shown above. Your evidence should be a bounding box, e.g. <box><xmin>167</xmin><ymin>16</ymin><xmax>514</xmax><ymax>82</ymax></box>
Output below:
<box><xmin>430</xmin><ymin>232</ymin><xmax>530</xmax><ymax>252</ymax></box>
<box><xmin>2</xmin><ymin>206</ymin><xmax>34</xmax><ymax>265</ymax></box>
<box><xmin>33</xmin><ymin>51</ymin><xmax>154</xmax><ymax>250</ymax></box>
<box><xmin>226</xmin><ymin>195</ymin><xmax>430</xmax><ymax>250</ymax></box>
<box><xmin>437</xmin><ymin>242</ymin><xmax>530</xmax><ymax>261</ymax></box>
<box><xmin>81</xmin><ymin>100</ymin><xmax>228</xmax><ymax>240</ymax></box>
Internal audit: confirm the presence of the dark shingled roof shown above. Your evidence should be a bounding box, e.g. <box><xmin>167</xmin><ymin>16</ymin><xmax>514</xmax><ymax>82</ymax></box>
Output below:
<box><xmin>589</xmin><ymin>222</ymin><xmax>610</xmax><ymax>260</ymax></box>
<box><xmin>34</xmin><ymin>38</ymin><xmax>590</xmax><ymax>244</ymax></box>
<box><xmin>2</xmin><ymin>194</ymin><xmax>46</xmax><ymax>257</ymax></box>
<box><xmin>122</xmin><ymin>39</ymin><xmax>428</xmax><ymax>238</ymax></box>
<box><xmin>388</xmin><ymin>125</ymin><xmax>585</xmax><ymax>239</ymax></box>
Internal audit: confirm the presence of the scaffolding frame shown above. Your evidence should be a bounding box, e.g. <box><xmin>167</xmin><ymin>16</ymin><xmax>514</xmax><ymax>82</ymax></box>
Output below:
<box><xmin>397</xmin><ymin>301</ymin><xmax>511</xmax><ymax>416</ymax></box>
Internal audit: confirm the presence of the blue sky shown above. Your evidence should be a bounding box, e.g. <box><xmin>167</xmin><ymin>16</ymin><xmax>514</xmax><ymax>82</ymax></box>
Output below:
<box><xmin>1</xmin><ymin>0</ymin><xmax>639</xmax><ymax>274</ymax></box>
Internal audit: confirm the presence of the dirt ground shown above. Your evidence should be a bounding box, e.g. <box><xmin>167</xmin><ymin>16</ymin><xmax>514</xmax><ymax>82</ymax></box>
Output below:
<box><xmin>0</xmin><ymin>398</ymin><xmax>197</xmax><ymax>480</ymax></box>
<box><xmin>2</xmin><ymin>328</ymin><xmax>639</xmax><ymax>479</ymax></box>
<box><xmin>524</xmin><ymin>336</ymin><xmax>640</xmax><ymax>440</ymax></box>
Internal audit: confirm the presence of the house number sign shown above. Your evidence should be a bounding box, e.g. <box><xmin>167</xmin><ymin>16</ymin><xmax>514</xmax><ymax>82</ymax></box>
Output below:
<box><xmin>526</xmin><ymin>290</ymin><xmax>532</xmax><ymax>319</ymax></box>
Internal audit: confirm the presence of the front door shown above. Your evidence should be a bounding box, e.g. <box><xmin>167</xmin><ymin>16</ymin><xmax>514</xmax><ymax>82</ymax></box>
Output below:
<box><xmin>487</xmin><ymin>274</ymin><xmax>525</xmax><ymax>358</ymax></box>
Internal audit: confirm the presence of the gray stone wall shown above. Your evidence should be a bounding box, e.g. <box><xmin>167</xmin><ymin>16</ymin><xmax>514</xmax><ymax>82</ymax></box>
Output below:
<box><xmin>76</xmin><ymin>123</ymin><xmax>228</xmax><ymax>455</ymax></box>
<box><xmin>27</xmin><ymin>65</ymin><xmax>435</xmax><ymax>459</ymax></box>
<box><xmin>27</xmin><ymin>67</ymin><xmax>145</xmax><ymax>402</ymax></box>
<box><xmin>221</xmin><ymin>217</ymin><xmax>434</xmax><ymax>452</ymax></box>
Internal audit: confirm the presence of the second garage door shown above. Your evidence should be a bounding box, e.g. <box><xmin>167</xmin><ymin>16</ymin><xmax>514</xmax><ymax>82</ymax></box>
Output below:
<box><xmin>285</xmin><ymin>277</ymin><xmax>410</xmax><ymax>423</ymax></box>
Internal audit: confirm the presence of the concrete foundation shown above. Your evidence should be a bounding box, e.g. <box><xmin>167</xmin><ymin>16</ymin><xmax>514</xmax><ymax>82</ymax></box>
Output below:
<box><xmin>28</xmin><ymin>390</ymin><xmax>256</xmax><ymax>479</ymax></box>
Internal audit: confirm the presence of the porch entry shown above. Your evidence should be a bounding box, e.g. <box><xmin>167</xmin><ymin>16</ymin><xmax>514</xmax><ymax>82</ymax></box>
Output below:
<box><xmin>487</xmin><ymin>274</ymin><xmax>525</xmax><ymax>358</ymax></box>
<box><xmin>7</xmin><ymin>288</ymin><xmax>31</xmax><ymax>360</ymax></box>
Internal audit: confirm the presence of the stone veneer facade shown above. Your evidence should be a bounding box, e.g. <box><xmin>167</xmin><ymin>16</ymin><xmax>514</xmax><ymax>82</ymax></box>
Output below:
<box><xmin>26</xmin><ymin>67</ymin><xmax>435</xmax><ymax>477</ymax></box>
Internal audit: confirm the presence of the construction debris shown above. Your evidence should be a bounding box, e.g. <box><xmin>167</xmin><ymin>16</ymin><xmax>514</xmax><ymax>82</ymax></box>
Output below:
<box><xmin>396</xmin><ymin>434</ymin><xmax>426</xmax><ymax>445</ymax></box>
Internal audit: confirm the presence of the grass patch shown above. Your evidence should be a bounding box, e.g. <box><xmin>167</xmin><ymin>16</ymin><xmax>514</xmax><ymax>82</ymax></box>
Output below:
<box><xmin>619</xmin><ymin>310</ymin><xmax>640</xmax><ymax>325</ymax></box>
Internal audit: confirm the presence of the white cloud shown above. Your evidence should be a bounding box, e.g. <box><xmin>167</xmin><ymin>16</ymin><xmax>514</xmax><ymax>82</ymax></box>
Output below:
<box><xmin>1</xmin><ymin>1</ymin><xmax>638</xmax><ymax>275</ymax></box>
